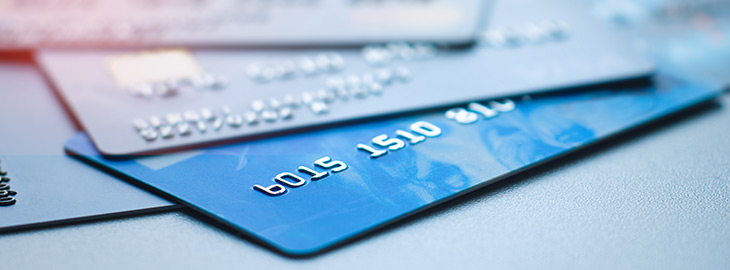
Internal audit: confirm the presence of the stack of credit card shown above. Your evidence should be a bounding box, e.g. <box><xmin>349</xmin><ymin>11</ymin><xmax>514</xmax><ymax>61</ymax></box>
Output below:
<box><xmin>0</xmin><ymin>61</ymin><xmax>175</xmax><ymax>231</ymax></box>
<box><xmin>1</xmin><ymin>0</ymin><xmax>727</xmax><ymax>257</ymax></box>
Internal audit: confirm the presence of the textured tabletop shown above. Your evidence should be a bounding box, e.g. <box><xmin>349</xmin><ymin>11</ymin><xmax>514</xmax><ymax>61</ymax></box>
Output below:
<box><xmin>2</xmin><ymin>86</ymin><xmax>729</xmax><ymax>269</ymax></box>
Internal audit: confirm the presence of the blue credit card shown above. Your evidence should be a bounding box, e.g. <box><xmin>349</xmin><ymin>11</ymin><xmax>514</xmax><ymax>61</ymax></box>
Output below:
<box><xmin>0</xmin><ymin>62</ymin><xmax>175</xmax><ymax>232</ymax></box>
<box><xmin>65</xmin><ymin>74</ymin><xmax>719</xmax><ymax>256</ymax></box>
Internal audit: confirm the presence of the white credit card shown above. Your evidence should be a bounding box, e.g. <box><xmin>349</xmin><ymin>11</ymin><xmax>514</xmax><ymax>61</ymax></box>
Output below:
<box><xmin>0</xmin><ymin>0</ymin><xmax>485</xmax><ymax>50</ymax></box>
<box><xmin>37</xmin><ymin>0</ymin><xmax>654</xmax><ymax>155</ymax></box>
<box><xmin>0</xmin><ymin>61</ymin><xmax>175</xmax><ymax>232</ymax></box>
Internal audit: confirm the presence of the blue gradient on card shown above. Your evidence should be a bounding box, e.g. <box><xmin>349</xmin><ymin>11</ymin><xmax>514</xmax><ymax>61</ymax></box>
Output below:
<box><xmin>65</xmin><ymin>74</ymin><xmax>719</xmax><ymax>255</ymax></box>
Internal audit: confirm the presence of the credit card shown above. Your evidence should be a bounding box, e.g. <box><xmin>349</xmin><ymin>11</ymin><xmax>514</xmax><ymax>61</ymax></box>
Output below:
<box><xmin>39</xmin><ymin>0</ymin><xmax>654</xmax><ymax>156</ymax></box>
<box><xmin>0</xmin><ymin>61</ymin><xmax>175</xmax><ymax>232</ymax></box>
<box><xmin>592</xmin><ymin>0</ymin><xmax>730</xmax><ymax>87</ymax></box>
<box><xmin>0</xmin><ymin>0</ymin><xmax>484</xmax><ymax>50</ymax></box>
<box><xmin>66</xmin><ymin>74</ymin><xmax>719</xmax><ymax>256</ymax></box>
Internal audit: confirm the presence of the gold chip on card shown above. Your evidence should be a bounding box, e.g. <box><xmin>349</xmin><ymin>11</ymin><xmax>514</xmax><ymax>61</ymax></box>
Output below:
<box><xmin>106</xmin><ymin>49</ymin><xmax>203</xmax><ymax>87</ymax></box>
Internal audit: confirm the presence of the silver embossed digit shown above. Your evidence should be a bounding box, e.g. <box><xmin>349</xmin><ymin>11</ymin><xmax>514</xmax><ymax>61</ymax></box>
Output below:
<box><xmin>372</xmin><ymin>134</ymin><xmax>405</xmax><ymax>150</ymax></box>
<box><xmin>357</xmin><ymin>144</ymin><xmax>388</xmax><ymax>158</ymax></box>
<box><xmin>314</xmin><ymin>156</ymin><xmax>348</xmax><ymax>173</ymax></box>
<box><xmin>395</xmin><ymin>130</ymin><xmax>426</xmax><ymax>144</ymax></box>
<box><xmin>274</xmin><ymin>172</ymin><xmax>306</xmax><ymax>187</ymax></box>
<box><xmin>445</xmin><ymin>108</ymin><xmax>478</xmax><ymax>124</ymax></box>
<box><xmin>468</xmin><ymin>102</ymin><xmax>498</xmax><ymax>118</ymax></box>
<box><xmin>253</xmin><ymin>184</ymin><xmax>287</xmax><ymax>196</ymax></box>
<box><xmin>488</xmin><ymin>99</ymin><xmax>516</xmax><ymax>112</ymax></box>
<box><xmin>410</xmin><ymin>121</ymin><xmax>442</xmax><ymax>137</ymax></box>
<box><xmin>297</xmin><ymin>166</ymin><xmax>329</xmax><ymax>181</ymax></box>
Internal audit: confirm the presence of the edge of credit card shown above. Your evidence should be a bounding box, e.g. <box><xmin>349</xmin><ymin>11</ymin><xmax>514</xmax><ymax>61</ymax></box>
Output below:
<box><xmin>64</xmin><ymin>74</ymin><xmax>720</xmax><ymax>256</ymax></box>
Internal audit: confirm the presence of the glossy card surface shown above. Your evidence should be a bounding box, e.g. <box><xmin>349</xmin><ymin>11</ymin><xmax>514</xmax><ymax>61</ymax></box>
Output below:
<box><xmin>0</xmin><ymin>62</ymin><xmax>174</xmax><ymax>232</ymax></box>
<box><xmin>0</xmin><ymin>0</ymin><xmax>484</xmax><ymax>50</ymax></box>
<box><xmin>40</xmin><ymin>0</ymin><xmax>654</xmax><ymax>156</ymax></box>
<box><xmin>66</xmin><ymin>74</ymin><xmax>719</xmax><ymax>255</ymax></box>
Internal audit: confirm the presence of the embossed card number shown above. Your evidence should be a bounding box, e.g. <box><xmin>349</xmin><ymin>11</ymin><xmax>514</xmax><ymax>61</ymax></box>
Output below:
<box><xmin>357</xmin><ymin>121</ymin><xmax>442</xmax><ymax>158</ymax></box>
<box><xmin>253</xmin><ymin>156</ymin><xmax>348</xmax><ymax>196</ymax></box>
<box><xmin>0</xmin><ymin>160</ymin><xmax>17</xmax><ymax>206</ymax></box>
<box><xmin>251</xmin><ymin>98</ymin><xmax>517</xmax><ymax>197</ymax></box>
